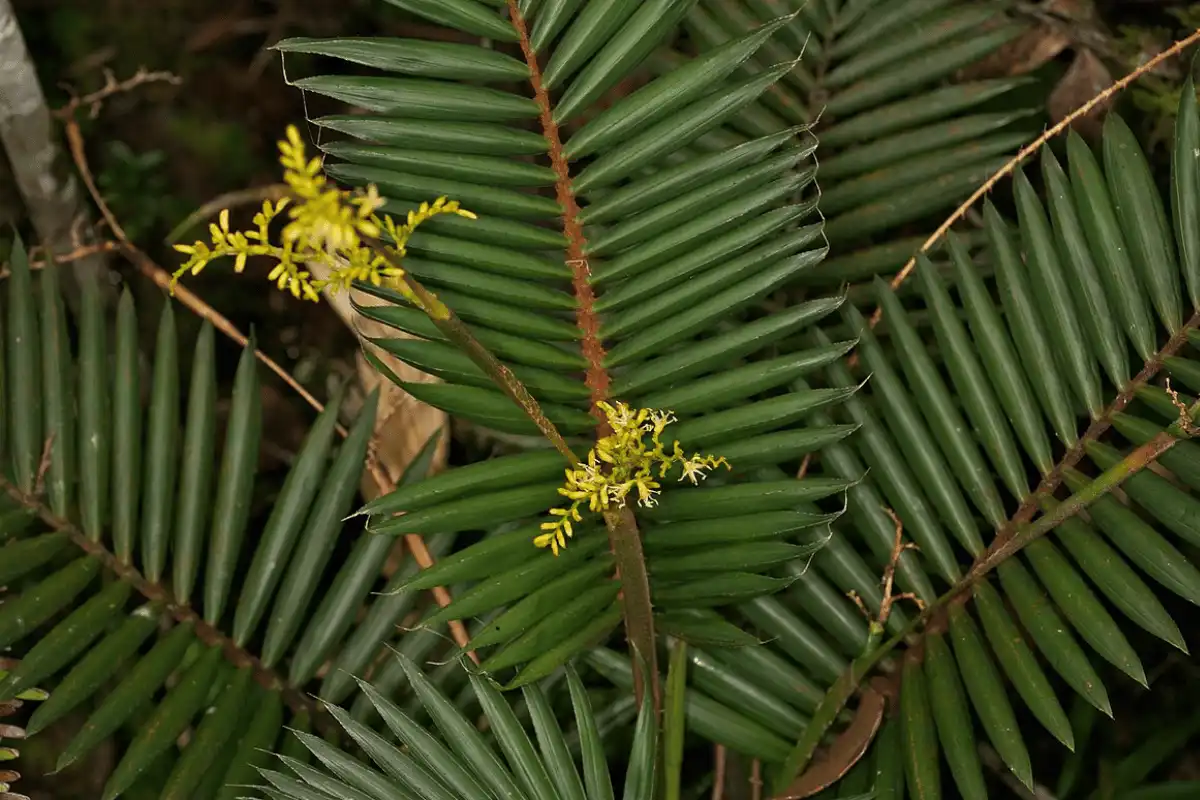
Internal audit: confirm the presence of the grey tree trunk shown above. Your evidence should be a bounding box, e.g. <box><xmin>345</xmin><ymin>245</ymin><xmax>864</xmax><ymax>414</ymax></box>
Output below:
<box><xmin>0</xmin><ymin>0</ymin><xmax>113</xmax><ymax>302</ymax></box>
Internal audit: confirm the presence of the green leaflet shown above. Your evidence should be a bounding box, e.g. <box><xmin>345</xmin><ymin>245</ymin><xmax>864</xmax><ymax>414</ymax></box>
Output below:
<box><xmin>260</xmin><ymin>390</ymin><xmax>379</xmax><ymax>667</ymax></box>
<box><xmin>421</xmin><ymin>534</ymin><xmax>608</xmax><ymax>626</ymax></box>
<box><xmin>173</xmin><ymin>321</ymin><xmax>217</xmax><ymax>603</ymax></box>
<box><xmin>73</xmin><ymin>268</ymin><xmax>108</xmax><ymax>537</ymax></box>
<box><xmin>0</xmin><ymin>532</ymin><xmax>69</xmax><ymax>586</ymax></box>
<box><xmin>7</xmin><ymin>235</ymin><xmax>39</xmax><ymax>494</ymax></box>
<box><xmin>26</xmin><ymin>605</ymin><xmax>160</xmax><ymax>736</ymax></box>
<box><xmin>0</xmin><ymin>580</ymin><xmax>131</xmax><ymax>702</ymax></box>
<box><xmin>901</xmin><ymin>653</ymin><xmax>941</xmax><ymax>800</ymax></box>
<box><xmin>998</xmin><ymin>560</ymin><xmax>1112</xmax><ymax>717</ymax></box>
<box><xmin>140</xmin><ymin>301</ymin><xmax>179</xmax><ymax>583</ymax></box>
<box><xmin>924</xmin><ymin>632</ymin><xmax>985</xmax><ymax>800</ymax></box>
<box><xmin>948</xmin><ymin>604</ymin><xmax>1033</xmax><ymax>790</ymax></box>
<box><xmin>0</xmin><ymin>557</ymin><xmax>99</xmax><ymax>649</ymax></box>
<box><xmin>467</xmin><ymin>555</ymin><xmax>615</xmax><ymax>651</ymax></box>
<box><xmin>56</xmin><ymin>621</ymin><xmax>195</xmax><ymax>771</ymax></box>
<box><xmin>275</xmin><ymin>36</ymin><xmax>528</xmax><ymax>81</ymax></box>
<box><xmin>315</xmin><ymin>115</ymin><xmax>549</xmax><ymax>155</ymax></box>
<box><xmin>233</xmin><ymin>385</ymin><xmax>346</xmax><ymax>644</ymax></box>
<box><xmin>973</xmin><ymin>580</ymin><xmax>1073</xmax><ymax>749</ymax></box>
<box><xmin>111</xmin><ymin>289</ymin><xmax>141</xmax><ymax>562</ymax></box>
<box><xmin>204</xmin><ymin>338</ymin><xmax>262</xmax><ymax>624</ymax></box>
<box><xmin>382</xmin><ymin>0</ymin><xmax>518</xmax><ymax>41</ymax></box>
<box><xmin>39</xmin><ymin>260</ymin><xmax>74</xmax><ymax>517</ymax></box>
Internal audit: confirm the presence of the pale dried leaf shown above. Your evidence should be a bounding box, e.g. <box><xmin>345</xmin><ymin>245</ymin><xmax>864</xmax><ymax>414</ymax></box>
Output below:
<box><xmin>310</xmin><ymin>261</ymin><xmax>449</xmax><ymax>502</ymax></box>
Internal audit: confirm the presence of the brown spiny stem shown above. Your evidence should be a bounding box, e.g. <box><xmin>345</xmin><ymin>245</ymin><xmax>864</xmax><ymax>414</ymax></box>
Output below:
<box><xmin>982</xmin><ymin>310</ymin><xmax>1200</xmax><ymax>558</ymax></box>
<box><xmin>0</xmin><ymin>476</ymin><xmax>312</xmax><ymax>717</ymax></box>
<box><xmin>506</xmin><ymin>1</ymin><xmax>609</xmax><ymax>416</ymax></box>
<box><xmin>506</xmin><ymin>0</ymin><xmax>660</xmax><ymax>712</ymax></box>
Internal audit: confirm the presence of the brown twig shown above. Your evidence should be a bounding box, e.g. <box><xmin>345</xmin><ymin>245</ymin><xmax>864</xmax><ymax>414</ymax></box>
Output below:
<box><xmin>31</xmin><ymin>436</ymin><xmax>54</xmax><ymax>499</ymax></box>
<box><xmin>24</xmin><ymin>241</ymin><xmax>121</xmax><ymax>269</ymax></box>
<box><xmin>1166</xmin><ymin>378</ymin><xmax>1199</xmax><ymax>435</ymax></box>
<box><xmin>54</xmin><ymin>66</ymin><xmax>180</xmax><ymax>121</ymax></box>
<box><xmin>847</xmin><ymin>509</ymin><xmax>924</xmax><ymax>624</ymax></box>
<box><xmin>877</xmin><ymin>508</ymin><xmax>924</xmax><ymax>623</ymax></box>
<box><xmin>868</xmin><ymin>25</ymin><xmax>1200</xmax><ymax>330</ymax></box>
<box><xmin>62</xmin><ymin>119</ymin><xmax>125</xmax><ymax>242</ymax></box>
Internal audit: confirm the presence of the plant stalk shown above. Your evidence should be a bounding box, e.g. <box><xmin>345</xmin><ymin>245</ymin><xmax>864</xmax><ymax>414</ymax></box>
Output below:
<box><xmin>604</xmin><ymin>506</ymin><xmax>661</xmax><ymax>715</ymax></box>
<box><xmin>364</xmin><ymin>239</ymin><xmax>579</xmax><ymax>465</ymax></box>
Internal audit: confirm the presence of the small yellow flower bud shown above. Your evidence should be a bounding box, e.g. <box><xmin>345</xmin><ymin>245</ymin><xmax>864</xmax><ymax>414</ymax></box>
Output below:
<box><xmin>535</xmin><ymin>401</ymin><xmax>730</xmax><ymax>555</ymax></box>
<box><xmin>170</xmin><ymin>125</ymin><xmax>476</xmax><ymax>303</ymax></box>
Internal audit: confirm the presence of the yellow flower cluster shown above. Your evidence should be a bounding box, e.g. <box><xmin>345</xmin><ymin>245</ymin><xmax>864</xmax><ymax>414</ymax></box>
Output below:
<box><xmin>534</xmin><ymin>401</ymin><xmax>731</xmax><ymax>555</ymax></box>
<box><xmin>170</xmin><ymin>125</ymin><xmax>476</xmax><ymax>301</ymax></box>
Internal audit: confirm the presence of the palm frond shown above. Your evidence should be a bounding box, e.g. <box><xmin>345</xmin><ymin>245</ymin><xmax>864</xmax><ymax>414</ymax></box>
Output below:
<box><xmin>257</xmin><ymin>659</ymin><xmax>658</xmax><ymax>800</ymax></box>
<box><xmin>277</xmin><ymin>0</ymin><xmax>854</xmax><ymax>690</ymax></box>
<box><xmin>0</xmin><ymin>245</ymin><xmax>470</xmax><ymax>799</ymax></box>
<box><xmin>674</xmin><ymin>0</ymin><xmax>1036</xmax><ymax>285</ymax></box>
<box><xmin>749</xmin><ymin>78</ymin><xmax>1200</xmax><ymax>797</ymax></box>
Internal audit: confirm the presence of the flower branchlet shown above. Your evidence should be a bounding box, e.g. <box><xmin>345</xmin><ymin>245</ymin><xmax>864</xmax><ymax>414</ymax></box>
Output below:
<box><xmin>170</xmin><ymin>125</ymin><xmax>475</xmax><ymax>302</ymax></box>
<box><xmin>534</xmin><ymin>401</ymin><xmax>730</xmax><ymax>555</ymax></box>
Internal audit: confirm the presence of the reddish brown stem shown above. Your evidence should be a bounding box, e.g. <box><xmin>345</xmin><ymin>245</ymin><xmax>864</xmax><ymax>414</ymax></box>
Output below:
<box><xmin>506</xmin><ymin>1</ymin><xmax>609</xmax><ymax>414</ymax></box>
<box><xmin>505</xmin><ymin>0</ymin><xmax>660</xmax><ymax>712</ymax></box>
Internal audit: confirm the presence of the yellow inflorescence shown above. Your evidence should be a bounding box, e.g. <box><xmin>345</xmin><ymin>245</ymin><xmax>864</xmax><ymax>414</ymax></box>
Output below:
<box><xmin>534</xmin><ymin>401</ymin><xmax>731</xmax><ymax>555</ymax></box>
<box><xmin>170</xmin><ymin>125</ymin><xmax>476</xmax><ymax>301</ymax></box>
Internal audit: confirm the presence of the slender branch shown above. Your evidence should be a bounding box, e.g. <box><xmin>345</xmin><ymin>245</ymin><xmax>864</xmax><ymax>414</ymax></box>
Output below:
<box><xmin>7</xmin><ymin>241</ymin><xmax>121</xmax><ymax>273</ymax></box>
<box><xmin>506</xmin><ymin>0</ymin><xmax>661</xmax><ymax>712</ymax></box>
<box><xmin>54</xmin><ymin>66</ymin><xmax>181</xmax><ymax>121</ymax></box>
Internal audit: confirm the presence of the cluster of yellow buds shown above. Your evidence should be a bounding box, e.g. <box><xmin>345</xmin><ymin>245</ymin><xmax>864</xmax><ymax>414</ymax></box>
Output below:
<box><xmin>534</xmin><ymin>401</ymin><xmax>731</xmax><ymax>555</ymax></box>
<box><xmin>170</xmin><ymin>125</ymin><xmax>475</xmax><ymax>301</ymax></box>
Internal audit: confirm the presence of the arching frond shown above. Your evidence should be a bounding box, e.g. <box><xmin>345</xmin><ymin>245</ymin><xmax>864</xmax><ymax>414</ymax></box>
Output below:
<box><xmin>0</xmin><ymin>246</ymin><xmax>467</xmax><ymax>799</ymax></box>
<box><xmin>278</xmin><ymin>0</ymin><xmax>853</xmax><ymax>691</ymax></box>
